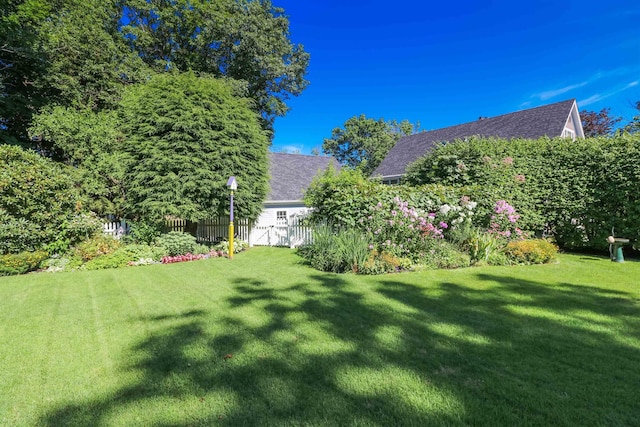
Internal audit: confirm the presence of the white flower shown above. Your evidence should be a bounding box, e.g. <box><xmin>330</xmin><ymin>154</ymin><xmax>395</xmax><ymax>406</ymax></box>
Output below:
<box><xmin>439</xmin><ymin>204</ymin><xmax>451</xmax><ymax>215</ymax></box>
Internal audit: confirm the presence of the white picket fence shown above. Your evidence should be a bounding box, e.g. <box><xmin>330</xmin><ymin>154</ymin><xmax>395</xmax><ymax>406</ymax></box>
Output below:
<box><xmin>249</xmin><ymin>223</ymin><xmax>314</xmax><ymax>248</ymax></box>
<box><xmin>102</xmin><ymin>218</ymin><xmax>313</xmax><ymax>247</ymax></box>
<box><xmin>103</xmin><ymin>220</ymin><xmax>130</xmax><ymax>239</ymax></box>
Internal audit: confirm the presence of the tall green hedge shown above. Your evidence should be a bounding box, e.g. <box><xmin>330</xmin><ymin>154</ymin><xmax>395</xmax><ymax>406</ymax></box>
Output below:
<box><xmin>405</xmin><ymin>134</ymin><xmax>640</xmax><ymax>250</ymax></box>
<box><xmin>0</xmin><ymin>145</ymin><xmax>81</xmax><ymax>254</ymax></box>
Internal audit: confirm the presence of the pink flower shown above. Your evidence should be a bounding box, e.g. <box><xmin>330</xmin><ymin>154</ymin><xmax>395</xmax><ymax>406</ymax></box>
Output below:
<box><xmin>439</xmin><ymin>221</ymin><xmax>448</xmax><ymax>229</ymax></box>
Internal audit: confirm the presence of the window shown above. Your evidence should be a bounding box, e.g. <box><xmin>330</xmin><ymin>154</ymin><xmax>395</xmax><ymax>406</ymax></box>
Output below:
<box><xmin>562</xmin><ymin>128</ymin><xmax>576</xmax><ymax>140</ymax></box>
<box><xmin>276</xmin><ymin>210</ymin><xmax>287</xmax><ymax>225</ymax></box>
<box><xmin>382</xmin><ymin>178</ymin><xmax>401</xmax><ymax>185</ymax></box>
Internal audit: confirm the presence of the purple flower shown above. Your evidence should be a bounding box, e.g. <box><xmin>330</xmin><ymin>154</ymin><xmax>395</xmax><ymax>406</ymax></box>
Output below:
<box><xmin>439</xmin><ymin>221</ymin><xmax>448</xmax><ymax>229</ymax></box>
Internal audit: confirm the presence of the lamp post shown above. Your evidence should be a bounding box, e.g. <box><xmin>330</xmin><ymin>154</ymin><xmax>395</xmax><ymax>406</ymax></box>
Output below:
<box><xmin>226</xmin><ymin>176</ymin><xmax>237</xmax><ymax>259</ymax></box>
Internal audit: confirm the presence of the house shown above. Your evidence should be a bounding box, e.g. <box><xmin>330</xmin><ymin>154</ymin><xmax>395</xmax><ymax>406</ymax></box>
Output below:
<box><xmin>249</xmin><ymin>152</ymin><xmax>340</xmax><ymax>246</ymax></box>
<box><xmin>373</xmin><ymin>99</ymin><xmax>584</xmax><ymax>183</ymax></box>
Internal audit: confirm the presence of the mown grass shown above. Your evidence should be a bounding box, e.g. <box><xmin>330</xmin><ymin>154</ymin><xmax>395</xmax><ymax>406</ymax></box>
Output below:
<box><xmin>1</xmin><ymin>248</ymin><xmax>639</xmax><ymax>426</ymax></box>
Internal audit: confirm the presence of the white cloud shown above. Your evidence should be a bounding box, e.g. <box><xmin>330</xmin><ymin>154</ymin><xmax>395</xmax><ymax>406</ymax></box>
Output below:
<box><xmin>579</xmin><ymin>94</ymin><xmax>606</xmax><ymax>107</ymax></box>
<box><xmin>530</xmin><ymin>67</ymin><xmax>640</xmax><ymax>103</ymax></box>
<box><xmin>536</xmin><ymin>81</ymin><xmax>588</xmax><ymax>100</ymax></box>
<box><xmin>578</xmin><ymin>80</ymin><xmax>640</xmax><ymax>107</ymax></box>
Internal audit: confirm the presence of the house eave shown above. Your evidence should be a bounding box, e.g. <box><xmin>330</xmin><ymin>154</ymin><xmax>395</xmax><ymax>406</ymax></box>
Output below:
<box><xmin>264</xmin><ymin>199</ymin><xmax>306</xmax><ymax>206</ymax></box>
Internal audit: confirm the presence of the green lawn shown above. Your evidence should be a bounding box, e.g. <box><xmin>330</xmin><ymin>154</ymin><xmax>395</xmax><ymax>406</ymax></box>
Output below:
<box><xmin>1</xmin><ymin>248</ymin><xmax>639</xmax><ymax>426</ymax></box>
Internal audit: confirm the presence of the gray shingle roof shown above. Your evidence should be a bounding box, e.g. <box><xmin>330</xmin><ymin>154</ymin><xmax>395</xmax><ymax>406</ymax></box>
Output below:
<box><xmin>373</xmin><ymin>99</ymin><xmax>576</xmax><ymax>178</ymax></box>
<box><xmin>267</xmin><ymin>152</ymin><xmax>340</xmax><ymax>202</ymax></box>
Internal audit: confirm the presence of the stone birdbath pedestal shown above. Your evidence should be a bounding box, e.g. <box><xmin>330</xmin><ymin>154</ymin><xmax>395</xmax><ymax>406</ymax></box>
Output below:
<box><xmin>607</xmin><ymin>235</ymin><xmax>630</xmax><ymax>262</ymax></box>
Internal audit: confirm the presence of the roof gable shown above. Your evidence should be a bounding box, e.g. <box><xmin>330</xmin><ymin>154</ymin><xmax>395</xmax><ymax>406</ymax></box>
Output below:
<box><xmin>373</xmin><ymin>99</ymin><xmax>578</xmax><ymax>178</ymax></box>
<box><xmin>267</xmin><ymin>152</ymin><xmax>340</xmax><ymax>202</ymax></box>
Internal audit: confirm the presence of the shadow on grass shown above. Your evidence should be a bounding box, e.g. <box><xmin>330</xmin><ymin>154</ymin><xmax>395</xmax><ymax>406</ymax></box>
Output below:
<box><xmin>41</xmin><ymin>270</ymin><xmax>640</xmax><ymax>426</ymax></box>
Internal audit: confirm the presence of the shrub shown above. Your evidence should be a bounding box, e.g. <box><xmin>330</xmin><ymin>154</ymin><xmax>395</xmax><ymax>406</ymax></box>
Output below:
<box><xmin>85</xmin><ymin>244</ymin><xmax>167</xmax><ymax>270</ymax></box>
<box><xmin>299</xmin><ymin>225</ymin><xmax>370</xmax><ymax>273</ymax></box>
<box><xmin>156</xmin><ymin>231</ymin><xmax>198</xmax><ymax>256</ymax></box>
<box><xmin>73</xmin><ymin>234</ymin><xmax>122</xmax><ymax>262</ymax></box>
<box><xmin>505</xmin><ymin>239</ymin><xmax>558</xmax><ymax>264</ymax></box>
<box><xmin>0</xmin><ymin>144</ymin><xmax>83</xmax><ymax>253</ymax></box>
<box><xmin>0</xmin><ymin>251</ymin><xmax>49</xmax><ymax>276</ymax></box>
<box><xmin>300</xmin><ymin>225</ymin><xmax>346</xmax><ymax>273</ymax></box>
<box><xmin>215</xmin><ymin>239</ymin><xmax>248</xmax><ymax>255</ymax></box>
<box><xmin>337</xmin><ymin>228</ymin><xmax>371</xmax><ymax>273</ymax></box>
<box><xmin>360</xmin><ymin>250</ymin><xmax>407</xmax><ymax>275</ymax></box>
<box><xmin>127</xmin><ymin>219</ymin><xmax>164</xmax><ymax>245</ymax></box>
<box><xmin>0</xmin><ymin>209</ymin><xmax>42</xmax><ymax>254</ymax></box>
<box><xmin>422</xmin><ymin>241</ymin><xmax>471</xmax><ymax>269</ymax></box>
<box><xmin>465</xmin><ymin>228</ymin><xmax>504</xmax><ymax>265</ymax></box>
<box><xmin>84</xmin><ymin>251</ymin><xmax>133</xmax><ymax>270</ymax></box>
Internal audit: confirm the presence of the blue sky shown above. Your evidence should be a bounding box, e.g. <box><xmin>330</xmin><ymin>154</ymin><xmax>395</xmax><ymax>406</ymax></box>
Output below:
<box><xmin>270</xmin><ymin>0</ymin><xmax>640</xmax><ymax>154</ymax></box>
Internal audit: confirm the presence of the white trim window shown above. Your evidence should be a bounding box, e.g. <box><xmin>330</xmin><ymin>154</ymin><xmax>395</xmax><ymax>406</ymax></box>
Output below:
<box><xmin>276</xmin><ymin>210</ymin><xmax>288</xmax><ymax>226</ymax></box>
<box><xmin>382</xmin><ymin>178</ymin><xmax>401</xmax><ymax>185</ymax></box>
<box><xmin>562</xmin><ymin>128</ymin><xmax>576</xmax><ymax>140</ymax></box>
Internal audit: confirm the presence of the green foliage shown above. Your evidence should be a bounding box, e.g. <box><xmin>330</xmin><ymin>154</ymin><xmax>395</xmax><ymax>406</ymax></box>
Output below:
<box><xmin>84</xmin><ymin>244</ymin><xmax>166</xmax><ymax>270</ymax></box>
<box><xmin>622</xmin><ymin>101</ymin><xmax>640</xmax><ymax>134</ymax></box>
<box><xmin>45</xmin><ymin>212</ymin><xmax>105</xmax><ymax>255</ymax></box>
<box><xmin>120</xmin><ymin>72</ymin><xmax>269</xmax><ymax>222</ymax></box>
<box><xmin>0</xmin><ymin>250</ymin><xmax>49</xmax><ymax>276</ymax></box>
<box><xmin>0</xmin><ymin>209</ymin><xmax>42</xmax><ymax>254</ymax></box>
<box><xmin>29</xmin><ymin>107</ymin><xmax>128</xmax><ymax>216</ymax></box>
<box><xmin>0</xmin><ymin>144</ymin><xmax>82</xmax><ymax>253</ymax></box>
<box><xmin>73</xmin><ymin>235</ymin><xmax>122</xmax><ymax>262</ymax></box>
<box><xmin>405</xmin><ymin>134</ymin><xmax>640</xmax><ymax>251</ymax></box>
<box><xmin>360</xmin><ymin>250</ymin><xmax>406</xmax><ymax>275</ymax></box>
<box><xmin>505</xmin><ymin>239</ymin><xmax>559</xmax><ymax>265</ymax></box>
<box><xmin>38</xmin><ymin>0</ymin><xmax>149</xmax><ymax>112</ymax></box>
<box><xmin>423</xmin><ymin>240</ymin><xmax>472</xmax><ymax>270</ymax></box>
<box><xmin>322</xmin><ymin>114</ymin><xmax>414</xmax><ymax>175</ymax></box>
<box><xmin>304</xmin><ymin>167</ymin><xmax>465</xmax><ymax>228</ymax></box>
<box><xmin>0</xmin><ymin>0</ymin><xmax>52</xmax><ymax>143</ymax></box>
<box><xmin>126</xmin><ymin>220</ymin><xmax>165</xmax><ymax>245</ymax></box>
<box><xmin>461</xmin><ymin>227</ymin><xmax>504</xmax><ymax>265</ymax></box>
<box><xmin>156</xmin><ymin>232</ymin><xmax>199</xmax><ymax>257</ymax></box>
<box><xmin>121</xmin><ymin>0</ymin><xmax>309</xmax><ymax>127</ymax></box>
<box><xmin>215</xmin><ymin>239</ymin><xmax>249</xmax><ymax>255</ymax></box>
<box><xmin>301</xmin><ymin>226</ymin><xmax>380</xmax><ymax>274</ymax></box>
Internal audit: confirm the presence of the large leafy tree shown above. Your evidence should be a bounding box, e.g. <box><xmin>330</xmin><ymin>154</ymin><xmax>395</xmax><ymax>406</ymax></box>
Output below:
<box><xmin>623</xmin><ymin>101</ymin><xmax>640</xmax><ymax>134</ymax></box>
<box><xmin>39</xmin><ymin>0</ymin><xmax>150</xmax><ymax>112</ymax></box>
<box><xmin>120</xmin><ymin>72</ymin><xmax>269</xmax><ymax>222</ymax></box>
<box><xmin>120</xmin><ymin>0</ymin><xmax>309</xmax><ymax>129</ymax></box>
<box><xmin>322</xmin><ymin>115</ymin><xmax>417</xmax><ymax>176</ymax></box>
<box><xmin>580</xmin><ymin>107</ymin><xmax>622</xmax><ymax>137</ymax></box>
<box><xmin>0</xmin><ymin>0</ymin><xmax>52</xmax><ymax>144</ymax></box>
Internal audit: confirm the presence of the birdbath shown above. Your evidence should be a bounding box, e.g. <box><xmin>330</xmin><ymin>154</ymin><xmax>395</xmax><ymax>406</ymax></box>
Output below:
<box><xmin>607</xmin><ymin>236</ymin><xmax>630</xmax><ymax>262</ymax></box>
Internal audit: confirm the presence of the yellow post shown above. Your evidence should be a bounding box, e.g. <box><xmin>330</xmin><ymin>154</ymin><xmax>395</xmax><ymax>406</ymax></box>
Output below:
<box><xmin>226</xmin><ymin>176</ymin><xmax>237</xmax><ymax>260</ymax></box>
<box><xmin>228</xmin><ymin>221</ymin><xmax>234</xmax><ymax>259</ymax></box>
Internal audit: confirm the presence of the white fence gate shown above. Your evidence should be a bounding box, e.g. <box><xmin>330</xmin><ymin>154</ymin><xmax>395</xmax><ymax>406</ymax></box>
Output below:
<box><xmin>249</xmin><ymin>225</ymin><xmax>311</xmax><ymax>247</ymax></box>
